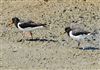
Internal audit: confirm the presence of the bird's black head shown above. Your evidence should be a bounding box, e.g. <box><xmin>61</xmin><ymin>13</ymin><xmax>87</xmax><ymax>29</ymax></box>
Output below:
<box><xmin>12</xmin><ymin>17</ymin><xmax>20</xmax><ymax>28</ymax></box>
<box><xmin>65</xmin><ymin>27</ymin><xmax>72</xmax><ymax>35</ymax></box>
<box><xmin>12</xmin><ymin>17</ymin><xmax>20</xmax><ymax>24</ymax></box>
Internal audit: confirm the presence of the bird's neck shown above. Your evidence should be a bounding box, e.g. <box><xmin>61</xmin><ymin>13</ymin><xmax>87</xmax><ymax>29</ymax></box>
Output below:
<box><xmin>14</xmin><ymin>21</ymin><xmax>19</xmax><ymax>28</ymax></box>
<box><xmin>67</xmin><ymin>30</ymin><xmax>71</xmax><ymax>36</ymax></box>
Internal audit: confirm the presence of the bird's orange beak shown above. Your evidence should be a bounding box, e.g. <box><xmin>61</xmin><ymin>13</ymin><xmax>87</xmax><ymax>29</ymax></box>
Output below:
<box><xmin>7</xmin><ymin>19</ymin><xmax>13</xmax><ymax>27</ymax></box>
<box><xmin>60</xmin><ymin>31</ymin><xmax>66</xmax><ymax>35</ymax></box>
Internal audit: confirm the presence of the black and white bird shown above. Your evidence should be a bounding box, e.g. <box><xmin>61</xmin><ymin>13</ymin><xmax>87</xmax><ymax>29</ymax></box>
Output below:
<box><xmin>12</xmin><ymin>17</ymin><xmax>46</xmax><ymax>39</ymax></box>
<box><xmin>64</xmin><ymin>27</ymin><xmax>92</xmax><ymax>46</ymax></box>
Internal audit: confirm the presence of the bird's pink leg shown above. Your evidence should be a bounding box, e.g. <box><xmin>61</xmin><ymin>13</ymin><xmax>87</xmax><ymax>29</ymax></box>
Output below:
<box><xmin>23</xmin><ymin>31</ymin><xmax>33</xmax><ymax>39</ymax></box>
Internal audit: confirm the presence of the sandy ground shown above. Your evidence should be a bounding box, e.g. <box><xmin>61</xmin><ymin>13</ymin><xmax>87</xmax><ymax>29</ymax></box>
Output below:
<box><xmin>0</xmin><ymin>0</ymin><xmax>100</xmax><ymax>70</ymax></box>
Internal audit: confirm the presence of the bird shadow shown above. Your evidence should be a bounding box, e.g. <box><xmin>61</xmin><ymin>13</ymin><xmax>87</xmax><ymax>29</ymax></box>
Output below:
<box><xmin>26</xmin><ymin>38</ymin><xmax>58</xmax><ymax>42</ymax></box>
<box><xmin>79</xmin><ymin>47</ymin><xmax>100</xmax><ymax>50</ymax></box>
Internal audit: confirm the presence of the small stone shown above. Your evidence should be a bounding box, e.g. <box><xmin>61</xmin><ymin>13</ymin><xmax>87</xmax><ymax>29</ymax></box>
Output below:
<box><xmin>44</xmin><ymin>0</ymin><xmax>48</xmax><ymax>2</ymax></box>
<box><xmin>43</xmin><ymin>58</ymin><xmax>46</xmax><ymax>60</ymax></box>
<box><xmin>63</xmin><ymin>9</ymin><xmax>66</xmax><ymax>13</ymax></box>
<box><xmin>12</xmin><ymin>50</ymin><xmax>17</xmax><ymax>52</ymax></box>
<box><xmin>83</xmin><ymin>0</ymin><xmax>86</xmax><ymax>1</ymax></box>
<box><xmin>17</xmin><ymin>39</ymin><xmax>23</xmax><ymax>42</ymax></box>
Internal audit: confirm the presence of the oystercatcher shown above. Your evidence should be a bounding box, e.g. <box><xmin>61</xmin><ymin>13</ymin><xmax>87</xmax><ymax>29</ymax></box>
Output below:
<box><xmin>64</xmin><ymin>27</ymin><xmax>92</xmax><ymax>46</ymax></box>
<box><xmin>12</xmin><ymin>17</ymin><xmax>46</xmax><ymax>40</ymax></box>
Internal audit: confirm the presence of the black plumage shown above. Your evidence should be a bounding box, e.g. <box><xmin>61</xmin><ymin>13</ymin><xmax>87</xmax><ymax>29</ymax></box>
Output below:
<box><xmin>72</xmin><ymin>31</ymin><xmax>90</xmax><ymax>36</ymax></box>
<box><xmin>19</xmin><ymin>22</ymin><xmax>46</xmax><ymax>29</ymax></box>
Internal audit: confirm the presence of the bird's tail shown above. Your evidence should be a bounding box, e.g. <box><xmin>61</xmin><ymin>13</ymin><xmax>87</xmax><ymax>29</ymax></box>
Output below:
<box><xmin>40</xmin><ymin>23</ymin><xmax>50</xmax><ymax>30</ymax></box>
<box><xmin>90</xmin><ymin>29</ymin><xmax>98</xmax><ymax>36</ymax></box>
<box><xmin>35</xmin><ymin>23</ymin><xmax>49</xmax><ymax>30</ymax></box>
<box><xmin>40</xmin><ymin>24</ymin><xmax>47</xmax><ymax>27</ymax></box>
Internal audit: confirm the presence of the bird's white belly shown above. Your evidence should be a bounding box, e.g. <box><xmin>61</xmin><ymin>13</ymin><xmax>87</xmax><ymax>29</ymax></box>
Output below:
<box><xmin>69</xmin><ymin>31</ymin><xmax>87</xmax><ymax>41</ymax></box>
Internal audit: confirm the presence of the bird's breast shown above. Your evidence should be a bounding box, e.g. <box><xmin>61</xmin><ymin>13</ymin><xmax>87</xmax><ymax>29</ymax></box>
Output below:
<box><xmin>69</xmin><ymin>31</ymin><xmax>86</xmax><ymax>40</ymax></box>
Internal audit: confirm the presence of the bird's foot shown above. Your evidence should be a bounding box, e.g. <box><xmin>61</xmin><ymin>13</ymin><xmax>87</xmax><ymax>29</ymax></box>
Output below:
<box><xmin>17</xmin><ymin>39</ymin><xmax>25</xmax><ymax>42</ymax></box>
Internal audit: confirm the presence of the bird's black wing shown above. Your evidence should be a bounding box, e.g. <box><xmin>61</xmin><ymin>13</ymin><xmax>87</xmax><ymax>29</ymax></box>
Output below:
<box><xmin>72</xmin><ymin>31</ymin><xmax>90</xmax><ymax>36</ymax></box>
<box><xmin>19</xmin><ymin>21</ymin><xmax>46</xmax><ymax>28</ymax></box>
<box><xmin>72</xmin><ymin>29</ymin><xmax>90</xmax><ymax>36</ymax></box>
